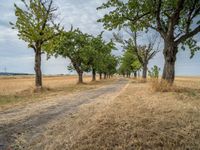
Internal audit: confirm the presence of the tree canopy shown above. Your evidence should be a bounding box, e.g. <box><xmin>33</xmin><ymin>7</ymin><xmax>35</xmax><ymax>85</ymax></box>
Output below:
<box><xmin>98</xmin><ymin>0</ymin><xmax>200</xmax><ymax>84</ymax></box>
<box><xmin>11</xmin><ymin>0</ymin><xmax>62</xmax><ymax>52</ymax></box>
<box><xmin>48</xmin><ymin>28</ymin><xmax>117</xmax><ymax>83</ymax></box>
<box><xmin>119</xmin><ymin>48</ymin><xmax>141</xmax><ymax>77</ymax></box>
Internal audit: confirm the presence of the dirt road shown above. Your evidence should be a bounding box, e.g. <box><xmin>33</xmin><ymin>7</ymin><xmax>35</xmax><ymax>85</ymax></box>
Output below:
<box><xmin>0</xmin><ymin>78</ymin><xmax>128</xmax><ymax>149</ymax></box>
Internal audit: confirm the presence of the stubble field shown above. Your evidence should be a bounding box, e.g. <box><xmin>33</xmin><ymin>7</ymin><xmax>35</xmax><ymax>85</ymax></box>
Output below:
<box><xmin>0</xmin><ymin>75</ymin><xmax>110</xmax><ymax>109</ymax></box>
<box><xmin>0</xmin><ymin>76</ymin><xmax>200</xmax><ymax>149</ymax></box>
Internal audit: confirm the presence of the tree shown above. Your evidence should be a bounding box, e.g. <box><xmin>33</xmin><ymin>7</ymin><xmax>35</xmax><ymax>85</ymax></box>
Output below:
<box><xmin>106</xmin><ymin>55</ymin><xmax>118</xmax><ymax>78</ymax></box>
<box><xmin>133</xmin><ymin>45</ymin><xmax>158</xmax><ymax>79</ymax></box>
<box><xmin>50</xmin><ymin>29</ymin><xmax>91</xmax><ymax>84</ymax></box>
<box><xmin>87</xmin><ymin>33</ymin><xmax>107</xmax><ymax>81</ymax></box>
<box><xmin>98</xmin><ymin>0</ymin><xmax>200</xmax><ymax>84</ymax></box>
<box><xmin>119</xmin><ymin>48</ymin><xmax>141</xmax><ymax>78</ymax></box>
<box><xmin>11</xmin><ymin>0</ymin><xmax>62</xmax><ymax>89</ymax></box>
<box><xmin>131</xmin><ymin>58</ymin><xmax>141</xmax><ymax>78</ymax></box>
<box><xmin>114</xmin><ymin>31</ymin><xmax>158</xmax><ymax>79</ymax></box>
<box><xmin>89</xmin><ymin>38</ymin><xmax>116</xmax><ymax>80</ymax></box>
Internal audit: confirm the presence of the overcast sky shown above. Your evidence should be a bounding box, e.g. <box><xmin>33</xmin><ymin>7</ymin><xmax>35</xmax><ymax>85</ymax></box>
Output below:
<box><xmin>0</xmin><ymin>0</ymin><xmax>200</xmax><ymax>76</ymax></box>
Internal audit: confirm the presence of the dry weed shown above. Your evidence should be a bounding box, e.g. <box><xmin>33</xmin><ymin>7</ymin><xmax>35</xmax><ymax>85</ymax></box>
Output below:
<box><xmin>150</xmin><ymin>79</ymin><xmax>179</xmax><ymax>92</ymax></box>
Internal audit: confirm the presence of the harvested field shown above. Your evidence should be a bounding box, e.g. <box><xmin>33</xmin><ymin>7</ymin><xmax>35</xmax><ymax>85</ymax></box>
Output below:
<box><xmin>69</xmin><ymin>77</ymin><xmax>200</xmax><ymax>149</ymax></box>
<box><xmin>0</xmin><ymin>75</ymin><xmax>112</xmax><ymax>109</ymax></box>
<box><xmin>0</xmin><ymin>77</ymin><xmax>200</xmax><ymax>149</ymax></box>
<box><xmin>0</xmin><ymin>75</ymin><xmax>91</xmax><ymax>95</ymax></box>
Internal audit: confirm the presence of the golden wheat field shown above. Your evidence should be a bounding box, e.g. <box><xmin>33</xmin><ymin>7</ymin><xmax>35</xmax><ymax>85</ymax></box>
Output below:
<box><xmin>0</xmin><ymin>75</ymin><xmax>92</xmax><ymax>95</ymax></box>
<box><xmin>0</xmin><ymin>75</ymin><xmax>111</xmax><ymax>109</ymax></box>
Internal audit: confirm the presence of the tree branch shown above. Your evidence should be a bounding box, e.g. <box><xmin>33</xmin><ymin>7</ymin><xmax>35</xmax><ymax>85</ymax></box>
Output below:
<box><xmin>122</xmin><ymin>12</ymin><xmax>150</xmax><ymax>23</ymax></box>
<box><xmin>29</xmin><ymin>44</ymin><xmax>36</xmax><ymax>52</ymax></box>
<box><xmin>175</xmin><ymin>24</ymin><xmax>200</xmax><ymax>45</ymax></box>
<box><xmin>185</xmin><ymin>0</ymin><xmax>199</xmax><ymax>34</ymax></box>
<box><xmin>156</xmin><ymin>0</ymin><xmax>163</xmax><ymax>31</ymax></box>
<box><xmin>41</xmin><ymin>0</ymin><xmax>53</xmax><ymax>32</ymax></box>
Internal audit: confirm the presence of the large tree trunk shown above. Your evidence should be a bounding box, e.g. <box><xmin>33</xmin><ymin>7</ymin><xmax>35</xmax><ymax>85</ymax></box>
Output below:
<box><xmin>134</xmin><ymin>71</ymin><xmax>137</xmax><ymax>78</ymax></box>
<box><xmin>92</xmin><ymin>69</ymin><xmax>96</xmax><ymax>81</ymax></box>
<box><xmin>99</xmin><ymin>73</ymin><xmax>102</xmax><ymax>80</ymax></box>
<box><xmin>78</xmin><ymin>71</ymin><xmax>83</xmax><ymax>84</ymax></box>
<box><xmin>72</xmin><ymin>62</ymin><xmax>84</xmax><ymax>84</ymax></box>
<box><xmin>34</xmin><ymin>50</ymin><xmax>42</xmax><ymax>89</ymax></box>
<box><xmin>162</xmin><ymin>43</ymin><xmax>178</xmax><ymax>84</ymax></box>
<box><xmin>142</xmin><ymin>63</ymin><xmax>148</xmax><ymax>79</ymax></box>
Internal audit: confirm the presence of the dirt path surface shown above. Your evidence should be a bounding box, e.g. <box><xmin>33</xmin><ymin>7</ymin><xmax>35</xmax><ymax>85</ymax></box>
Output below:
<box><xmin>0</xmin><ymin>78</ymin><xmax>128</xmax><ymax>149</ymax></box>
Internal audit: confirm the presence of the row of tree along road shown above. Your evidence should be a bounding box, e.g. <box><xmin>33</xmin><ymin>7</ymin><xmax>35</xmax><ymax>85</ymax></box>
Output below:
<box><xmin>11</xmin><ymin>0</ymin><xmax>200</xmax><ymax>89</ymax></box>
<box><xmin>11</xmin><ymin>0</ymin><xmax>117</xmax><ymax>89</ymax></box>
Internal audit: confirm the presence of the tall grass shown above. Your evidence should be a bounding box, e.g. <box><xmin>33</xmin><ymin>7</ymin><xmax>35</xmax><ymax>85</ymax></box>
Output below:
<box><xmin>150</xmin><ymin>79</ymin><xmax>178</xmax><ymax>92</ymax></box>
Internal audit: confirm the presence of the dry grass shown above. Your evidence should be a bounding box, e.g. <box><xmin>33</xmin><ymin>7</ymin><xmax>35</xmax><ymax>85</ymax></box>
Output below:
<box><xmin>2</xmin><ymin>76</ymin><xmax>200</xmax><ymax>149</ymax></box>
<box><xmin>68</xmin><ymin>78</ymin><xmax>200</xmax><ymax>149</ymax></box>
<box><xmin>150</xmin><ymin>79</ymin><xmax>178</xmax><ymax>92</ymax></box>
<box><xmin>0</xmin><ymin>75</ymin><xmax>113</xmax><ymax>109</ymax></box>
<box><xmin>12</xmin><ymin>81</ymin><xmax>128</xmax><ymax>150</ymax></box>
<box><xmin>0</xmin><ymin>75</ymin><xmax>92</xmax><ymax>95</ymax></box>
<box><xmin>150</xmin><ymin>77</ymin><xmax>200</xmax><ymax>94</ymax></box>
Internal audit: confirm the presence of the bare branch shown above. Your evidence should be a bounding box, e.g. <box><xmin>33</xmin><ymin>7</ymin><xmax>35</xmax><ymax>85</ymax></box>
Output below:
<box><xmin>185</xmin><ymin>0</ymin><xmax>199</xmax><ymax>34</ymax></box>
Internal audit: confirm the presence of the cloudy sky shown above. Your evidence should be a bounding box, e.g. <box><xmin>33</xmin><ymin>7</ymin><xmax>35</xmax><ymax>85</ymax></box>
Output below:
<box><xmin>0</xmin><ymin>0</ymin><xmax>200</xmax><ymax>76</ymax></box>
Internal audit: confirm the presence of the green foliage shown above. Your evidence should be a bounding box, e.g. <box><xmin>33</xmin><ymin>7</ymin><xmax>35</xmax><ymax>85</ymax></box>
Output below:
<box><xmin>11</xmin><ymin>0</ymin><xmax>62</xmax><ymax>52</ymax></box>
<box><xmin>50</xmin><ymin>29</ymin><xmax>91</xmax><ymax>73</ymax></box>
<box><xmin>86</xmin><ymin>33</ymin><xmax>116</xmax><ymax>75</ymax></box>
<box><xmin>119</xmin><ymin>48</ymin><xmax>141</xmax><ymax>76</ymax></box>
<box><xmin>105</xmin><ymin>55</ymin><xmax>118</xmax><ymax>75</ymax></box>
<box><xmin>132</xmin><ymin>60</ymin><xmax>141</xmax><ymax>71</ymax></box>
<box><xmin>98</xmin><ymin>0</ymin><xmax>200</xmax><ymax>56</ymax></box>
<box><xmin>48</xmin><ymin>28</ymin><xmax>117</xmax><ymax>76</ymax></box>
<box><xmin>114</xmin><ymin>31</ymin><xmax>158</xmax><ymax>78</ymax></box>
<box><xmin>148</xmin><ymin>65</ymin><xmax>160</xmax><ymax>78</ymax></box>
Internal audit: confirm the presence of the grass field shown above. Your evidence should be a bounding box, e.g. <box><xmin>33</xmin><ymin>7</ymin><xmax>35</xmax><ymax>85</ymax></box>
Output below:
<box><xmin>0</xmin><ymin>75</ymin><xmax>112</xmax><ymax>109</ymax></box>
<box><xmin>1</xmin><ymin>76</ymin><xmax>200</xmax><ymax>149</ymax></box>
<box><xmin>68</xmin><ymin>77</ymin><xmax>200</xmax><ymax>149</ymax></box>
<box><xmin>0</xmin><ymin>75</ymin><xmax>91</xmax><ymax>95</ymax></box>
